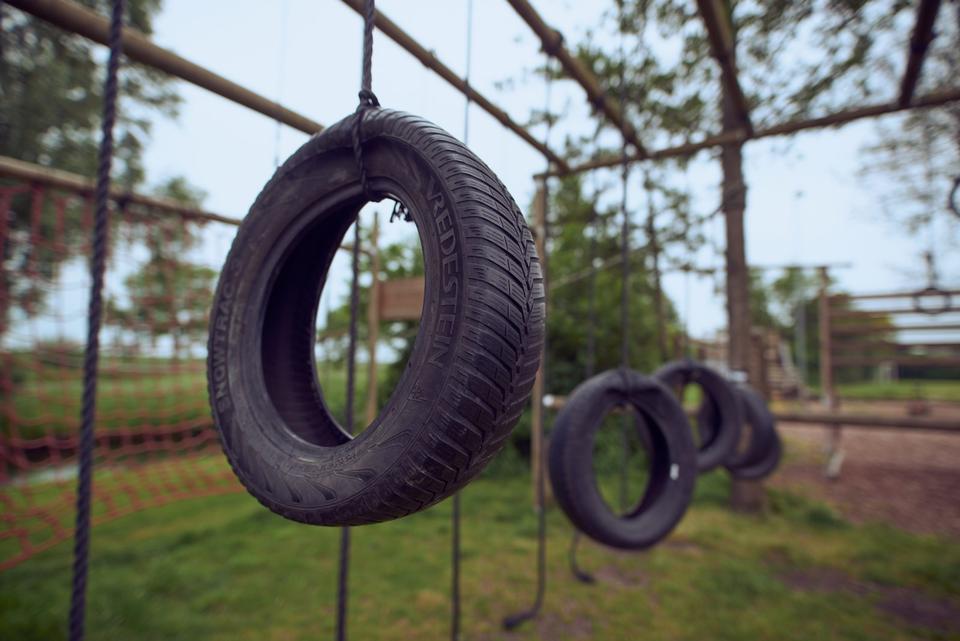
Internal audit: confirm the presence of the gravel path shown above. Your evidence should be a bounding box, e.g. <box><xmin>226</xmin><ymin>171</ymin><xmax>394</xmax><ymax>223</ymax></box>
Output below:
<box><xmin>774</xmin><ymin>423</ymin><xmax>960</xmax><ymax>538</ymax></box>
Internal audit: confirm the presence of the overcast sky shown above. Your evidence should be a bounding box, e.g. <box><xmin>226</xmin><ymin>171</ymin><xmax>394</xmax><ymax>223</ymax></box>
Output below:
<box><xmin>135</xmin><ymin>0</ymin><xmax>959</xmax><ymax>340</ymax></box>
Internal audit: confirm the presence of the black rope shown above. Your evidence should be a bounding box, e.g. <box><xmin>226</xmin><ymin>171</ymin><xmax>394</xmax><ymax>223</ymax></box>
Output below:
<box><xmin>568</xmin><ymin>188</ymin><xmax>600</xmax><ymax>585</ymax></box>
<box><xmin>336</xmin><ymin>218</ymin><xmax>362</xmax><ymax>641</ymax></box>
<box><xmin>337</xmin><ymin>2</ymin><xmax>376</xmax><ymax>636</ymax></box>
<box><xmin>351</xmin><ymin>0</ymin><xmax>381</xmax><ymax>204</ymax></box>
<box><xmin>503</xmin><ymin>54</ymin><xmax>554</xmax><ymax>632</ymax></box>
<box><xmin>616</xmin><ymin>4</ymin><xmax>633</xmax><ymax>516</ymax></box>
<box><xmin>68</xmin><ymin>2</ymin><xmax>123</xmax><ymax>640</ymax></box>
<box><xmin>450</xmin><ymin>2</ymin><xmax>472</xmax><ymax>639</ymax></box>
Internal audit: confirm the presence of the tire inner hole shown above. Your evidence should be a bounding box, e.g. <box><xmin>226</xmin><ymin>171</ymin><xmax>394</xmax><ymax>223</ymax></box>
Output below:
<box><xmin>591</xmin><ymin>404</ymin><xmax>656</xmax><ymax>517</ymax></box>
<box><xmin>313</xmin><ymin>201</ymin><xmax>425</xmax><ymax>438</ymax></box>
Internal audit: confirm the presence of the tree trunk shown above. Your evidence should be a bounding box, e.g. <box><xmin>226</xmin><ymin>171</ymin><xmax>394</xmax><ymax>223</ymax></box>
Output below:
<box><xmin>718</xmin><ymin>1</ymin><xmax>764</xmax><ymax>513</ymax></box>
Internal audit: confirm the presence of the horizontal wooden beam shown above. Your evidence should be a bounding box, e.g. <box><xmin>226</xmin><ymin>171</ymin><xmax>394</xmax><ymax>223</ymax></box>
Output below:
<box><xmin>834</xmin><ymin>288</ymin><xmax>960</xmax><ymax>302</ymax></box>
<box><xmin>775</xmin><ymin>411</ymin><xmax>960</xmax><ymax>432</ymax></box>
<box><xmin>831</xmin><ymin>323</ymin><xmax>960</xmax><ymax>335</ymax></box>
<box><xmin>6</xmin><ymin>0</ymin><xmax>324</xmax><ymax>135</ymax></box>
<box><xmin>547</xmin><ymin>86</ymin><xmax>960</xmax><ymax>176</ymax></box>
<box><xmin>340</xmin><ymin>0</ymin><xmax>569</xmax><ymax>173</ymax></box>
<box><xmin>695</xmin><ymin>0</ymin><xmax>752</xmax><ymax>132</ymax></box>
<box><xmin>0</xmin><ymin>154</ymin><xmax>242</xmax><ymax>226</ymax></box>
<box><xmin>832</xmin><ymin>356</ymin><xmax>960</xmax><ymax>367</ymax></box>
<box><xmin>504</xmin><ymin>0</ymin><xmax>648</xmax><ymax>157</ymax></box>
<box><xmin>830</xmin><ymin>306</ymin><xmax>959</xmax><ymax>320</ymax></box>
<box><xmin>898</xmin><ymin>0</ymin><xmax>942</xmax><ymax>107</ymax></box>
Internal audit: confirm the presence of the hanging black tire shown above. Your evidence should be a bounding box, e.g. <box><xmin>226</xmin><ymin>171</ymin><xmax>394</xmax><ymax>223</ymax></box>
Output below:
<box><xmin>727</xmin><ymin>386</ymin><xmax>782</xmax><ymax>480</ymax></box>
<box><xmin>208</xmin><ymin>108</ymin><xmax>544</xmax><ymax>526</ymax></box>
<box><xmin>548</xmin><ymin>369</ymin><xmax>697</xmax><ymax>550</ymax></box>
<box><xmin>654</xmin><ymin>360</ymin><xmax>742</xmax><ymax>472</ymax></box>
<box><xmin>698</xmin><ymin>384</ymin><xmax>781</xmax><ymax>478</ymax></box>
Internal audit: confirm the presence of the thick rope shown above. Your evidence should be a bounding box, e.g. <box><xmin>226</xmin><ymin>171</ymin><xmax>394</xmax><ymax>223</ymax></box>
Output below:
<box><xmin>338</xmin><ymin>2</ymin><xmax>376</xmax><ymax>636</ymax></box>
<box><xmin>451</xmin><ymin>2</ymin><xmax>472</xmax><ymax>640</ymax></box>
<box><xmin>351</xmin><ymin>0</ymin><xmax>380</xmax><ymax>203</ymax></box>
<box><xmin>68</xmin><ymin>2</ymin><xmax>124</xmax><ymax>640</ymax></box>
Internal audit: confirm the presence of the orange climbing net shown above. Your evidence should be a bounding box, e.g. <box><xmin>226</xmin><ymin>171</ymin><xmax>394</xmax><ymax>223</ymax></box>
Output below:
<box><xmin>0</xmin><ymin>182</ymin><xmax>243</xmax><ymax>570</ymax></box>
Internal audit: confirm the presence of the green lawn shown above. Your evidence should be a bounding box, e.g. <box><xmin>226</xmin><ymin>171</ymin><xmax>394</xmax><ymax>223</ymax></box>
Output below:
<box><xmin>3</xmin><ymin>356</ymin><xmax>371</xmax><ymax>439</ymax></box>
<box><xmin>2</xmin><ymin>463</ymin><xmax>958</xmax><ymax>641</ymax></box>
<box><xmin>836</xmin><ymin>379</ymin><xmax>960</xmax><ymax>403</ymax></box>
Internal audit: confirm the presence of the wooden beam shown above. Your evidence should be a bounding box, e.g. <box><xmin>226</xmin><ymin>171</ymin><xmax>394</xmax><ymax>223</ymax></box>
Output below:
<box><xmin>504</xmin><ymin>0</ymin><xmax>648</xmax><ymax>157</ymax></box>
<box><xmin>0</xmin><ymin>154</ymin><xmax>241</xmax><ymax>226</ymax></box>
<box><xmin>365</xmin><ymin>214</ymin><xmax>381</xmax><ymax>425</ymax></box>
<box><xmin>7</xmin><ymin>0</ymin><xmax>324</xmax><ymax>135</ymax></box>
<box><xmin>829</xmin><ymin>307</ymin><xmax>960</xmax><ymax>320</ymax></box>
<box><xmin>529</xmin><ymin>184</ymin><xmax>547</xmax><ymax>508</ymax></box>
<box><xmin>817</xmin><ymin>267</ymin><xmax>837</xmax><ymax>410</ymax></box>
<box><xmin>832</xmin><ymin>323</ymin><xmax>960</xmax><ymax>335</ymax></box>
<box><xmin>833</xmin><ymin>355</ymin><xmax>960</xmax><ymax>367</ymax></box>
<box><xmin>898</xmin><ymin>0</ymin><xmax>942</xmax><ymax>107</ymax></box>
<box><xmin>339</xmin><ymin>0</ymin><xmax>568</xmax><ymax>173</ymax></box>
<box><xmin>547</xmin><ymin>86</ymin><xmax>960</xmax><ymax>176</ymax></box>
<box><xmin>775</xmin><ymin>412</ymin><xmax>960</xmax><ymax>432</ymax></box>
<box><xmin>836</xmin><ymin>288</ymin><xmax>960</xmax><ymax>302</ymax></box>
<box><xmin>695</xmin><ymin>0</ymin><xmax>752</xmax><ymax>133</ymax></box>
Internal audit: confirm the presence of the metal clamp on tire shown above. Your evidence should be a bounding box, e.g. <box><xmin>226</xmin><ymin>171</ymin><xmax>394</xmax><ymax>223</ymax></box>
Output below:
<box><xmin>548</xmin><ymin>369</ymin><xmax>697</xmax><ymax>550</ymax></box>
<box><xmin>208</xmin><ymin>109</ymin><xmax>544</xmax><ymax>526</ymax></box>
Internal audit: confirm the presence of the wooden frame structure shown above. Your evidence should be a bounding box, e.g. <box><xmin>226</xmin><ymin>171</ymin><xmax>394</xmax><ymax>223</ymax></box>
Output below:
<box><xmin>7</xmin><ymin>0</ymin><xmax>959</xmax><ymax>501</ymax></box>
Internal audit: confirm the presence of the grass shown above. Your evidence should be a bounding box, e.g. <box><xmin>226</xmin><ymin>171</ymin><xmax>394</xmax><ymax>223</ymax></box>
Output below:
<box><xmin>2</xmin><ymin>460</ymin><xmax>958</xmax><ymax>641</ymax></box>
<box><xmin>836</xmin><ymin>379</ymin><xmax>960</xmax><ymax>403</ymax></box>
<box><xmin>3</xmin><ymin>355</ymin><xmax>371</xmax><ymax>439</ymax></box>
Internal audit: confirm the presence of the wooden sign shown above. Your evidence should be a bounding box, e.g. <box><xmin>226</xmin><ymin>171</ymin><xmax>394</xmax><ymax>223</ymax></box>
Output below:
<box><xmin>379</xmin><ymin>276</ymin><xmax>424</xmax><ymax>321</ymax></box>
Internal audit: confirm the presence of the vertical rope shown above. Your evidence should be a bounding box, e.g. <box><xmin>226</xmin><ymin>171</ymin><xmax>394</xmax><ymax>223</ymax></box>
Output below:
<box><xmin>336</xmin><ymin>218</ymin><xmax>362</xmax><ymax>641</ymax></box>
<box><xmin>68</xmin><ymin>2</ymin><xmax>124</xmax><ymax>640</ymax></box>
<box><xmin>337</xmin><ymin>3</ymin><xmax>377</xmax><ymax>636</ymax></box>
<box><xmin>503</xmin><ymin>53</ymin><xmax>554</xmax><ymax>632</ymax></box>
<box><xmin>568</xmin><ymin>184</ymin><xmax>600</xmax><ymax>584</ymax></box>
<box><xmin>450</xmin><ymin>2</ymin><xmax>473</xmax><ymax>639</ymax></box>
<box><xmin>616</xmin><ymin>2</ymin><xmax>633</xmax><ymax>515</ymax></box>
<box><xmin>352</xmin><ymin>0</ymin><xmax>381</xmax><ymax>203</ymax></box>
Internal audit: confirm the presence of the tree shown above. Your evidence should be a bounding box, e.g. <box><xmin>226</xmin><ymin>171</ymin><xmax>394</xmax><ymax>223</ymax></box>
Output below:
<box><xmin>570</xmin><ymin>0</ymin><xmax>919</xmax><ymax>380</ymax></box>
<box><xmin>0</xmin><ymin>0</ymin><xmax>182</xmax><ymax>337</ymax></box>
<box><xmin>860</xmin><ymin>3</ymin><xmax>959</xmax><ymax>268</ymax></box>
<box><xmin>104</xmin><ymin>178</ymin><xmax>215</xmax><ymax>359</ymax></box>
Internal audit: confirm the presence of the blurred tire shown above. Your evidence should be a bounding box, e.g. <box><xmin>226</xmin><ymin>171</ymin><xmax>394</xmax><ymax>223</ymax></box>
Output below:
<box><xmin>654</xmin><ymin>360</ymin><xmax>742</xmax><ymax>471</ymax></box>
<box><xmin>548</xmin><ymin>368</ymin><xmax>697</xmax><ymax>550</ymax></box>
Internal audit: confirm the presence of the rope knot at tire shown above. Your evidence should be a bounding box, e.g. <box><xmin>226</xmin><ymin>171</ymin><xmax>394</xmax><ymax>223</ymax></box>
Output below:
<box><xmin>352</xmin><ymin>90</ymin><xmax>381</xmax><ymax>203</ymax></box>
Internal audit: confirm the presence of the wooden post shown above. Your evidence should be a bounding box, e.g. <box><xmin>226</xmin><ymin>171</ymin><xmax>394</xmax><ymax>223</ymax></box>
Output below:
<box><xmin>530</xmin><ymin>183</ymin><xmax>547</xmax><ymax>508</ymax></box>
<box><xmin>817</xmin><ymin>266</ymin><xmax>843</xmax><ymax>477</ymax></box>
<box><xmin>365</xmin><ymin>213</ymin><xmax>381</xmax><ymax>425</ymax></box>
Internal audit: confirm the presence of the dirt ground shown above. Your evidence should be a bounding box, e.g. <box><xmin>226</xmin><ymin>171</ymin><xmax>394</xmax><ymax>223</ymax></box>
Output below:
<box><xmin>774</xmin><ymin>423</ymin><xmax>960</xmax><ymax>538</ymax></box>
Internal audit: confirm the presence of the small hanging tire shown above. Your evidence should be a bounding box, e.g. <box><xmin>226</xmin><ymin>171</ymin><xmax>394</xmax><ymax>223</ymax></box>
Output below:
<box><xmin>208</xmin><ymin>109</ymin><xmax>544</xmax><ymax>526</ymax></box>
<box><xmin>654</xmin><ymin>360</ymin><xmax>742</xmax><ymax>472</ymax></box>
<box><xmin>726</xmin><ymin>386</ymin><xmax>782</xmax><ymax>480</ymax></box>
<box><xmin>698</xmin><ymin>384</ymin><xmax>781</xmax><ymax>479</ymax></box>
<box><xmin>548</xmin><ymin>369</ymin><xmax>697</xmax><ymax>550</ymax></box>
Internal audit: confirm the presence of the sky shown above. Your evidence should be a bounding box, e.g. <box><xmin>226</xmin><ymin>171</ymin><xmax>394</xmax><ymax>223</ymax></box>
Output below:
<box><xmin>130</xmin><ymin>0</ymin><xmax>959</xmax><ymax>341</ymax></box>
